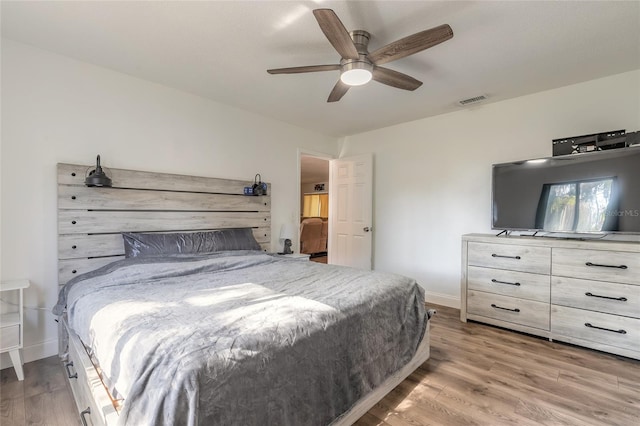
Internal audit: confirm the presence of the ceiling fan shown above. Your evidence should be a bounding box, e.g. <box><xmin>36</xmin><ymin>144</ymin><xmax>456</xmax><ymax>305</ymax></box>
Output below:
<box><xmin>267</xmin><ymin>9</ymin><xmax>454</xmax><ymax>102</ymax></box>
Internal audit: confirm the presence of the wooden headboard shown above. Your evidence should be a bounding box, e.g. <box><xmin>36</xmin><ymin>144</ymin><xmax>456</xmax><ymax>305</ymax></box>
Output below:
<box><xmin>57</xmin><ymin>163</ymin><xmax>271</xmax><ymax>287</ymax></box>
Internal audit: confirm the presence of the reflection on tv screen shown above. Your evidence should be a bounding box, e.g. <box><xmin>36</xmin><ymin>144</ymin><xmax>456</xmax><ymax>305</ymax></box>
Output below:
<box><xmin>492</xmin><ymin>147</ymin><xmax>640</xmax><ymax>234</ymax></box>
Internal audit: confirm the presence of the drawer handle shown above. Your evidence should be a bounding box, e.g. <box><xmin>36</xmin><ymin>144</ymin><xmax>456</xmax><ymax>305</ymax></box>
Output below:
<box><xmin>80</xmin><ymin>407</ymin><xmax>91</xmax><ymax>426</ymax></box>
<box><xmin>491</xmin><ymin>278</ymin><xmax>521</xmax><ymax>286</ymax></box>
<box><xmin>492</xmin><ymin>254</ymin><xmax>521</xmax><ymax>260</ymax></box>
<box><xmin>65</xmin><ymin>362</ymin><xmax>78</xmax><ymax>379</ymax></box>
<box><xmin>491</xmin><ymin>303</ymin><xmax>520</xmax><ymax>313</ymax></box>
<box><xmin>584</xmin><ymin>323</ymin><xmax>626</xmax><ymax>334</ymax></box>
<box><xmin>585</xmin><ymin>292</ymin><xmax>627</xmax><ymax>302</ymax></box>
<box><xmin>585</xmin><ymin>262</ymin><xmax>628</xmax><ymax>270</ymax></box>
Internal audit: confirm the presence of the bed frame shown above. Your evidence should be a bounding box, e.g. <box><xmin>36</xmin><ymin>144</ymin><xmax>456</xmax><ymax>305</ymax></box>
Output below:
<box><xmin>56</xmin><ymin>162</ymin><xmax>430</xmax><ymax>425</ymax></box>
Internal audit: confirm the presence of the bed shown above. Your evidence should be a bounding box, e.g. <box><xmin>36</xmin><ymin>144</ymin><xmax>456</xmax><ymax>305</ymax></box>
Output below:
<box><xmin>55</xmin><ymin>163</ymin><xmax>430</xmax><ymax>426</ymax></box>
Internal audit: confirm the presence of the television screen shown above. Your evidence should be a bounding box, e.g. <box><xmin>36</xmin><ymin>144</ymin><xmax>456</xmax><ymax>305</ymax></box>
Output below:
<box><xmin>492</xmin><ymin>146</ymin><xmax>640</xmax><ymax>234</ymax></box>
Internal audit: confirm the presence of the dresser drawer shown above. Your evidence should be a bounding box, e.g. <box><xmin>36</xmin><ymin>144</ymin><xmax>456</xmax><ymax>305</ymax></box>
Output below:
<box><xmin>65</xmin><ymin>357</ymin><xmax>95</xmax><ymax>426</ymax></box>
<box><xmin>552</xmin><ymin>276</ymin><xmax>640</xmax><ymax>318</ymax></box>
<box><xmin>468</xmin><ymin>266</ymin><xmax>550</xmax><ymax>302</ymax></box>
<box><xmin>1</xmin><ymin>325</ymin><xmax>20</xmax><ymax>349</ymax></box>
<box><xmin>552</xmin><ymin>248</ymin><xmax>640</xmax><ymax>285</ymax></box>
<box><xmin>552</xmin><ymin>305</ymin><xmax>640</xmax><ymax>353</ymax></box>
<box><xmin>65</xmin><ymin>321</ymin><xmax>116</xmax><ymax>426</ymax></box>
<box><xmin>468</xmin><ymin>242</ymin><xmax>550</xmax><ymax>274</ymax></box>
<box><xmin>467</xmin><ymin>290</ymin><xmax>550</xmax><ymax>330</ymax></box>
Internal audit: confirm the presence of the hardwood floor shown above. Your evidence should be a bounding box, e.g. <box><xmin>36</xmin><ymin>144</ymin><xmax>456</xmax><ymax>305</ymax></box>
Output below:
<box><xmin>0</xmin><ymin>355</ymin><xmax>78</xmax><ymax>425</ymax></box>
<box><xmin>354</xmin><ymin>306</ymin><xmax>640</xmax><ymax>426</ymax></box>
<box><xmin>1</xmin><ymin>305</ymin><xmax>638</xmax><ymax>425</ymax></box>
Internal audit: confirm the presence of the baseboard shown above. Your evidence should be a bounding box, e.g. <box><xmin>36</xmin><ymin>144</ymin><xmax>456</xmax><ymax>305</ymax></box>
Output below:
<box><xmin>0</xmin><ymin>339</ymin><xmax>58</xmax><ymax>371</ymax></box>
<box><xmin>425</xmin><ymin>291</ymin><xmax>460</xmax><ymax>309</ymax></box>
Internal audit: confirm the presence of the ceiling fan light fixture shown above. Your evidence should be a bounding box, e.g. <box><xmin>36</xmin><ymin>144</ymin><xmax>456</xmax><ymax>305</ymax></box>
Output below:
<box><xmin>340</xmin><ymin>61</ymin><xmax>373</xmax><ymax>86</ymax></box>
<box><xmin>267</xmin><ymin>9</ymin><xmax>454</xmax><ymax>101</ymax></box>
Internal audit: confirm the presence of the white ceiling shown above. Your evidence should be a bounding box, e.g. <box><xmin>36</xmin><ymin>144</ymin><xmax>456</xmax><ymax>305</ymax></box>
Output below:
<box><xmin>2</xmin><ymin>1</ymin><xmax>639</xmax><ymax>138</ymax></box>
<box><xmin>301</xmin><ymin>155</ymin><xmax>329</xmax><ymax>184</ymax></box>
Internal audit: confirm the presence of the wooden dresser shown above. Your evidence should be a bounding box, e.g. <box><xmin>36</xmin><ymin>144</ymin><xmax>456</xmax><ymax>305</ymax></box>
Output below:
<box><xmin>461</xmin><ymin>234</ymin><xmax>640</xmax><ymax>359</ymax></box>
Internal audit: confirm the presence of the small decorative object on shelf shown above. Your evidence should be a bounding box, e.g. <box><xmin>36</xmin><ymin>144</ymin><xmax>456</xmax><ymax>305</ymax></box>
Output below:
<box><xmin>244</xmin><ymin>173</ymin><xmax>267</xmax><ymax>196</ymax></box>
<box><xmin>84</xmin><ymin>155</ymin><xmax>112</xmax><ymax>187</ymax></box>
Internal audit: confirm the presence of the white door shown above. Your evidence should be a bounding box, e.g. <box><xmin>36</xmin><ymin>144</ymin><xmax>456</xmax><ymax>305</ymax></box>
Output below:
<box><xmin>328</xmin><ymin>154</ymin><xmax>373</xmax><ymax>269</ymax></box>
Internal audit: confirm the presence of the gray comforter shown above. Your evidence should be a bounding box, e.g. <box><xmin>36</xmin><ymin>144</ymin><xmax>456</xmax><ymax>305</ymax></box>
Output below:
<box><xmin>54</xmin><ymin>251</ymin><xmax>426</xmax><ymax>426</ymax></box>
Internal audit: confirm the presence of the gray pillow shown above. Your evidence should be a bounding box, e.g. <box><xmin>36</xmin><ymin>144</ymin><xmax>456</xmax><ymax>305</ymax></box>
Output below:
<box><xmin>122</xmin><ymin>228</ymin><xmax>262</xmax><ymax>258</ymax></box>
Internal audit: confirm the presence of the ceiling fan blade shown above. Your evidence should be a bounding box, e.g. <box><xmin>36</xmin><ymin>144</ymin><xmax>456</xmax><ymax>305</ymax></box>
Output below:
<box><xmin>368</xmin><ymin>24</ymin><xmax>453</xmax><ymax>65</ymax></box>
<box><xmin>267</xmin><ymin>65</ymin><xmax>340</xmax><ymax>74</ymax></box>
<box><xmin>313</xmin><ymin>9</ymin><xmax>359</xmax><ymax>60</ymax></box>
<box><xmin>372</xmin><ymin>67</ymin><xmax>423</xmax><ymax>91</ymax></box>
<box><xmin>327</xmin><ymin>80</ymin><xmax>349</xmax><ymax>102</ymax></box>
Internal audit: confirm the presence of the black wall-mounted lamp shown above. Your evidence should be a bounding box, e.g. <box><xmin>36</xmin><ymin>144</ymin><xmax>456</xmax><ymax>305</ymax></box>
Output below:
<box><xmin>244</xmin><ymin>173</ymin><xmax>267</xmax><ymax>196</ymax></box>
<box><xmin>252</xmin><ymin>174</ymin><xmax>267</xmax><ymax>196</ymax></box>
<box><xmin>84</xmin><ymin>155</ymin><xmax>112</xmax><ymax>187</ymax></box>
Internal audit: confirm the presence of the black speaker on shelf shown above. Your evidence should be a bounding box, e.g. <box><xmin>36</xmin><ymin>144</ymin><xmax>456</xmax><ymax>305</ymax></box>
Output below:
<box><xmin>552</xmin><ymin>129</ymin><xmax>628</xmax><ymax>156</ymax></box>
<box><xmin>626</xmin><ymin>130</ymin><xmax>639</xmax><ymax>147</ymax></box>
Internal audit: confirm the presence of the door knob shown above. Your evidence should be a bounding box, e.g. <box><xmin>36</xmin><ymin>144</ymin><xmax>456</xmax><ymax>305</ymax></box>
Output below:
<box><xmin>363</xmin><ymin>227</ymin><xmax>371</xmax><ymax>232</ymax></box>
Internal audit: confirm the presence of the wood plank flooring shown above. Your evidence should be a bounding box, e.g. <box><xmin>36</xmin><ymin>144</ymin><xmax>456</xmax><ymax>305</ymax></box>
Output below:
<box><xmin>1</xmin><ymin>305</ymin><xmax>638</xmax><ymax>425</ymax></box>
<box><xmin>354</xmin><ymin>306</ymin><xmax>640</xmax><ymax>426</ymax></box>
<box><xmin>0</xmin><ymin>355</ymin><xmax>78</xmax><ymax>425</ymax></box>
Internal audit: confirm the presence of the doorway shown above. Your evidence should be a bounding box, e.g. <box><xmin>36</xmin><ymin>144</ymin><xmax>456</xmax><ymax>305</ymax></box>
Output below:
<box><xmin>299</xmin><ymin>154</ymin><xmax>330</xmax><ymax>264</ymax></box>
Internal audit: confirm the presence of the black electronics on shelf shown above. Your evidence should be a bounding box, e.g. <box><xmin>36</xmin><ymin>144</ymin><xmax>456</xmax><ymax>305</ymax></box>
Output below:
<box><xmin>551</xmin><ymin>129</ymin><xmax>634</xmax><ymax>156</ymax></box>
<box><xmin>243</xmin><ymin>174</ymin><xmax>267</xmax><ymax>196</ymax></box>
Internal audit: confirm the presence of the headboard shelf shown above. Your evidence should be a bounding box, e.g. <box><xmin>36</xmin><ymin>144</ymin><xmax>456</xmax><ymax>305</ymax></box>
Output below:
<box><xmin>58</xmin><ymin>163</ymin><xmax>270</xmax><ymax>194</ymax></box>
<box><xmin>57</xmin><ymin>163</ymin><xmax>272</xmax><ymax>286</ymax></box>
<box><xmin>58</xmin><ymin>185</ymin><xmax>270</xmax><ymax>211</ymax></box>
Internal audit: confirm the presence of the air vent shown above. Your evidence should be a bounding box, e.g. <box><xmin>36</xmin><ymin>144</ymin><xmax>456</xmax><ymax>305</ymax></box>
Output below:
<box><xmin>458</xmin><ymin>95</ymin><xmax>487</xmax><ymax>106</ymax></box>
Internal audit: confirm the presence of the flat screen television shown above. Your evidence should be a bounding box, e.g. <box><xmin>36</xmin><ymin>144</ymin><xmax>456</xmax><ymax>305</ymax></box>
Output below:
<box><xmin>492</xmin><ymin>146</ymin><xmax>640</xmax><ymax>234</ymax></box>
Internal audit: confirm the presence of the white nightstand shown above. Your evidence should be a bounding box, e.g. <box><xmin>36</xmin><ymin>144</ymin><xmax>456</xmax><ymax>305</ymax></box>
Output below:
<box><xmin>276</xmin><ymin>253</ymin><xmax>310</xmax><ymax>261</ymax></box>
<box><xmin>1</xmin><ymin>279</ymin><xmax>30</xmax><ymax>381</ymax></box>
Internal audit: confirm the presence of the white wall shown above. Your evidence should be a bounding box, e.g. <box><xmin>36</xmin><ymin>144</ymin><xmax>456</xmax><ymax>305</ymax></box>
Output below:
<box><xmin>340</xmin><ymin>70</ymin><xmax>640</xmax><ymax>308</ymax></box>
<box><xmin>0</xmin><ymin>39</ymin><xmax>337</xmax><ymax>366</ymax></box>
